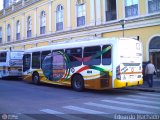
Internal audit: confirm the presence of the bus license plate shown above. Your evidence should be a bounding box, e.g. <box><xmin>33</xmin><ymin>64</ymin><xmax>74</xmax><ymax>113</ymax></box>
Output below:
<box><xmin>130</xmin><ymin>75</ymin><xmax>135</xmax><ymax>79</ymax></box>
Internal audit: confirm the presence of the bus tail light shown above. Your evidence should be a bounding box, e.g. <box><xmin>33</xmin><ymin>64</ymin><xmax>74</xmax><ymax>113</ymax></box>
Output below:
<box><xmin>8</xmin><ymin>67</ymin><xmax>11</xmax><ymax>71</ymax></box>
<box><xmin>116</xmin><ymin>66</ymin><xmax>121</xmax><ymax>80</ymax></box>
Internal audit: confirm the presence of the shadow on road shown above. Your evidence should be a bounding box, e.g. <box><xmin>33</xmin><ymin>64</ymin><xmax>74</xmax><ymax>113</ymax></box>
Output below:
<box><xmin>0</xmin><ymin>77</ymin><xmax>135</xmax><ymax>96</ymax></box>
<box><xmin>0</xmin><ymin>76</ymin><xmax>22</xmax><ymax>81</ymax></box>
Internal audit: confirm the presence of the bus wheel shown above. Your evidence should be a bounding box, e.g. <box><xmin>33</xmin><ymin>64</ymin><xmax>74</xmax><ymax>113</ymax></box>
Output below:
<box><xmin>72</xmin><ymin>75</ymin><xmax>84</xmax><ymax>91</ymax></box>
<box><xmin>32</xmin><ymin>72</ymin><xmax>40</xmax><ymax>85</ymax></box>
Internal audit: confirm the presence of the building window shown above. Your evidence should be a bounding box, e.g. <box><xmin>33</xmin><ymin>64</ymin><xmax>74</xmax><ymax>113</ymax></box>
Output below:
<box><xmin>56</xmin><ymin>5</ymin><xmax>64</xmax><ymax>31</ymax></box>
<box><xmin>40</xmin><ymin>11</ymin><xmax>46</xmax><ymax>34</ymax></box>
<box><xmin>105</xmin><ymin>0</ymin><xmax>117</xmax><ymax>21</ymax></box>
<box><xmin>7</xmin><ymin>24</ymin><xmax>11</xmax><ymax>42</ymax></box>
<box><xmin>27</xmin><ymin>16</ymin><xmax>32</xmax><ymax>38</ymax></box>
<box><xmin>148</xmin><ymin>0</ymin><xmax>160</xmax><ymax>13</ymax></box>
<box><xmin>16</xmin><ymin>20</ymin><xmax>20</xmax><ymax>40</ymax></box>
<box><xmin>125</xmin><ymin>0</ymin><xmax>138</xmax><ymax>17</ymax></box>
<box><xmin>0</xmin><ymin>27</ymin><xmax>2</xmax><ymax>43</ymax></box>
<box><xmin>76</xmin><ymin>0</ymin><xmax>86</xmax><ymax>27</ymax></box>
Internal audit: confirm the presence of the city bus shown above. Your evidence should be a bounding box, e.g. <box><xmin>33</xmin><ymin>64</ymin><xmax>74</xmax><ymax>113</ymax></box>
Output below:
<box><xmin>23</xmin><ymin>38</ymin><xmax>143</xmax><ymax>91</ymax></box>
<box><xmin>0</xmin><ymin>50</ymin><xmax>24</xmax><ymax>78</ymax></box>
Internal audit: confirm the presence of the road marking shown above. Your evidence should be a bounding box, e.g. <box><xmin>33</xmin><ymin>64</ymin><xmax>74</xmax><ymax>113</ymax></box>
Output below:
<box><xmin>102</xmin><ymin>99</ymin><xmax>160</xmax><ymax>110</ymax></box>
<box><xmin>63</xmin><ymin>106</ymin><xmax>105</xmax><ymax>114</ymax></box>
<box><xmin>137</xmin><ymin>92</ymin><xmax>160</xmax><ymax>97</ymax></box>
<box><xmin>117</xmin><ymin>97</ymin><xmax>160</xmax><ymax>105</ymax></box>
<box><xmin>128</xmin><ymin>95</ymin><xmax>160</xmax><ymax>101</ymax></box>
<box><xmin>40</xmin><ymin>109</ymin><xmax>87</xmax><ymax>120</ymax></box>
<box><xmin>63</xmin><ymin>106</ymin><xmax>110</xmax><ymax>119</ymax></box>
<box><xmin>84</xmin><ymin>102</ymin><xmax>153</xmax><ymax>114</ymax></box>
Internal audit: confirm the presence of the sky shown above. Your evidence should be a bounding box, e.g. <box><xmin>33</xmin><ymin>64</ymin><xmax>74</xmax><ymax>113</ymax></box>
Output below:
<box><xmin>0</xmin><ymin>0</ymin><xmax>3</xmax><ymax>10</ymax></box>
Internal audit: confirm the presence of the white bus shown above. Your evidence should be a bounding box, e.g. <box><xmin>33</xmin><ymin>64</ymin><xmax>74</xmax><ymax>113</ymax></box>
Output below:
<box><xmin>23</xmin><ymin>38</ymin><xmax>143</xmax><ymax>91</ymax></box>
<box><xmin>0</xmin><ymin>50</ymin><xmax>24</xmax><ymax>78</ymax></box>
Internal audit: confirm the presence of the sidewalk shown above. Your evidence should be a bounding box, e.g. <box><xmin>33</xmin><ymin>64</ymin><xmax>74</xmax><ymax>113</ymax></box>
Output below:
<box><xmin>125</xmin><ymin>76</ymin><xmax>160</xmax><ymax>93</ymax></box>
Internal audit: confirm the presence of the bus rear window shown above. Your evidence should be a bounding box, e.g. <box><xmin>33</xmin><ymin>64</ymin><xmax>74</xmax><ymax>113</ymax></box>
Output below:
<box><xmin>0</xmin><ymin>52</ymin><xmax>7</xmax><ymax>62</ymax></box>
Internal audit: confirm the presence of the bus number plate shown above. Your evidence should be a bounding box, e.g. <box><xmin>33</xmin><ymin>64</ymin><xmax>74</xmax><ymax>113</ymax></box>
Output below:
<box><xmin>130</xmin><ymin>75</ymin><xmax>135</xmax><ymax>79</ymax></box>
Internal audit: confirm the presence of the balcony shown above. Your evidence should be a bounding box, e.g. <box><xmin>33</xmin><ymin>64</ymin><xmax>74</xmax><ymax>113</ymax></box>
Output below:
<box><xmin>16</xmin><ymin>33</ymin><xmax>21</xmax><ymax>40</ymax></box>
<box><xmin>77</xmin><ymin>16</ymin><xmax>85</xmax><ymax>27</ymax></box>
<box><xmin>27</xmin><ymin>30</ymin><xmax>32</xmax><ymax>38</ymax></box>
<box><xmin>56</xmin><ymin>22</ymin><xmax>63</xmax><ymax>31</ymax></box>
<box><xmin>7</xmin><ymin>36</ymin><xmax>11</xmax><ymax>42</ymax></box>
<box><xmin>40</xmin><ymin>26</ymin><xmax>46</xmax><ymax>35</ymax></box>
<box><xmin>105</xmin><ymin>10</ymin><xmax>117</xmax><ymax>21</ymax></box>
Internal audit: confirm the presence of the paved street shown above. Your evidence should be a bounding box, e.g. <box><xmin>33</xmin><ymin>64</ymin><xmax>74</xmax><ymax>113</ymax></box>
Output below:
<box><xmin>0</xmin><ymin>79</ymin><xmax>160</xmax><ymax>120</ymax></box>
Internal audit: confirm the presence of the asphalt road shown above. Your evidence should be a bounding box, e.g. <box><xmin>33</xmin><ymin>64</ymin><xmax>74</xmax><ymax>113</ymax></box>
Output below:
<box><xmin>0</xmin><ymin>79</ymin><xmax>160</xmax><ymax>120</ymax></box>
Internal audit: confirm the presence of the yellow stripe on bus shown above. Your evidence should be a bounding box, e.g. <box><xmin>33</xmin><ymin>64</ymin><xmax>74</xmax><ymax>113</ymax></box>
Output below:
<box><xmin>83</xmin><ymin>74</ymin><xmax>100</xmax><ymax>79</ymax></box>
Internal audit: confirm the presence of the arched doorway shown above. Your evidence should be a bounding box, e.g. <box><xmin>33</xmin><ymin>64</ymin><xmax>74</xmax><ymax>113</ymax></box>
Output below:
<box><xmin>149</xmin><ymin>36</ymin><xmax>160</xmax><ymax>72</ymax></box>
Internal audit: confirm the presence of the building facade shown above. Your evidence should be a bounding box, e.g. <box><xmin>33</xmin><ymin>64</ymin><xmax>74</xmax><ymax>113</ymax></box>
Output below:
<box><xmin>0</xmin><ymin>0</ymin><xmax>160</xmax><ymax>70</ymax></box>
<box><xmin>3</xmin><ymin>0</ymin><xmax>21</xmax><ymax>9</ymax></box>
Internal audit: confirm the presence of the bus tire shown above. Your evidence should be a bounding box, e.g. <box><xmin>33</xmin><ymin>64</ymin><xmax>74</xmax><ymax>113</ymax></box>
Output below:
<box><xmin>72</xmin><ymin>74</ymin><xmax>84</xmax><ymax>92</ymax></box>
<box><xmin>32</xmin><ymin>72</ymin><xmax>40</xmax><ymax>85</ymax></box>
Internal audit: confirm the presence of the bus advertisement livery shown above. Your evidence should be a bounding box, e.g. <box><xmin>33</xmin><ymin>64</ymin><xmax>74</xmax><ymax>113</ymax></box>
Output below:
<box><xmin>23</xmin><ymin>38</ymin><xmax>143</xmax><ymax>91</ymax></box>
<box><xmin>0</xmin><ymin>50</ymin><xmax>24</xmax><ymax>78</ymax></box>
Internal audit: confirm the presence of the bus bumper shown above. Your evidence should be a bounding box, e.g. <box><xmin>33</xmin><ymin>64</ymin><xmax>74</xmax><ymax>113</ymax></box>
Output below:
<box><xmin>114</xmin><ymin>79</ymin><xmax>143</xmax><ymax>88</ymax></box>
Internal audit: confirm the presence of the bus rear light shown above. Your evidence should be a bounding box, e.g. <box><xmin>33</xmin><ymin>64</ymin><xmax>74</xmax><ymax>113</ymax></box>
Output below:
<box><xmin>116</xmin><ymin>66</ymin><xmax>121</xmax><ymax>80</ymax></box>
<box><xmin>8</xmin><ymin>67</ymin><xmax>11</xmax><ymax>71</ymax></box>
<box><xmin>138</xmin><ymin>75</ymin><xmax>141</xmax><ymax>78</ymax></box>
<box><xmin>139</xmin><ymin>66</ymin><xmax>142</xmax><ymax>70</ymax></box>
<box><xmin>116</xmin><ymin>65</ymin><xmax>120</xmax><ymax>74</ymax></box>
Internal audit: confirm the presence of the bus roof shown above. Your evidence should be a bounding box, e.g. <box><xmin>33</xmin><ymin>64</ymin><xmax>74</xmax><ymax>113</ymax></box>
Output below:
<box><xmin>24</xmin><ymin>37</ymin><xmax>139</xmax><ymax>53</ymax></box>
<box><xmin>0</xmin><ymin>50</ymin><xmax>24</xmax><ymax>52</ymax></box>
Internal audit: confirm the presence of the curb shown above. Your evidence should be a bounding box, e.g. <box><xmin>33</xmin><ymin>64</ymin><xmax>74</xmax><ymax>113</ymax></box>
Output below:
<box><xmin>125</xmin><ymin>87</ymin><xmax>160</xmax><ymax>93</ymax></box>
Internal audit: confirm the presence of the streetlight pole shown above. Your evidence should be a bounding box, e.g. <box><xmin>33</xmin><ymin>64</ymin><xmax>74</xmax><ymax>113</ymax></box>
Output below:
<box><xmin>119</xmin><ymin>19</ymin><xmax>126</xmax><ymax>37</ymax></box>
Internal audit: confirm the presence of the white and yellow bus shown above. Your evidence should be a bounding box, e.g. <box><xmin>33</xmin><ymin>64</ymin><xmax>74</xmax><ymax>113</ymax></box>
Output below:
<box><xmin>23</xmin><ymin>38</ymin><xmax>143</xmax><ymax>91</ymax></box>
<box><xmin>0</xmin><ymin>50</ymin><xmax>24</xmax><ymax>78</ymax></box>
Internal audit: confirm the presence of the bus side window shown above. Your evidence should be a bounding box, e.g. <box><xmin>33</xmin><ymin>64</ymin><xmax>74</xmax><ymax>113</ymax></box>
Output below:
<box><xmin>65</xmin><ymin>48</ymin><xmax>82</xmax><ymax>68</ymax></box>
<box><xmin>32</xmin><ymin>52</ymin><xmax>40</xmax><ymax>69</ymax></box>
<box><xmin>102</xmin><ymin>45</ymin><xmax>111</xmax><ymax>65</ymax></box>
<box><xmin>41</xmin><ymin>51</ymin><xmax>51</xmax><ymax>67</ymax></box>
<box><xmin>23</xmin><ymin>54</ymin><xmax>31</xmax><ymax>72</ymax></box>
<box><xmin>83</xmin><ymin>46</ymin><xmax>101</xmax><ymax>65</ymax></box>
<box><xmin>0</xmin><ymin>52</ymin><xmax>7</xmax><ymax>62</ymax></box>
